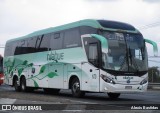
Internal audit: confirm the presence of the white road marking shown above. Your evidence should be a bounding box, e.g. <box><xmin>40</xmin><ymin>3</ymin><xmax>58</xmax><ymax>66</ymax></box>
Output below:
<box><xmin>62</xmin><ymin>110</ymin><xmax>82</xmax><ymax>112</ymax></box>
<box><xmin>64</xmin><ymin>99</ymin><xmax>97</xmax><ymax>104</ymax></box>
<box><xmin>0</xmin><ymin>98</ymin><xmax>16</xmax><ymax>104</ymax></box>
<box><xmin>0</xmin><ymin>110</ymin><xmax>7</xmax><ymax>112</ymax></box>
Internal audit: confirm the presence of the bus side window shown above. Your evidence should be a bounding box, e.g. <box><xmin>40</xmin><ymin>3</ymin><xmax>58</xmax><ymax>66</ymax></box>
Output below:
<box><xmin>19</xmin><ymin>40</ymin><xmax>28</xmax><ymax>54</ymax></box>
<box><xmin>80</xmin><ymin>26</ymin><xmax>97</xmax><ymax>35</ymax></box>
<box><xmin>4</xmin><ymin>43</ymin><xmax>11</xmax><ymax>56</ymax></box>
<box><xmin>83</xmin><ymin>37</ymin><xmax>101</xmax><ymax>68</ymax></box>
<box><xmin>14</xmin><ymin>39</ymin><xmax>28</xmax><ymax>55</ymax></box>
<box><xmin>35</xmin><ymin>36</ymin><xmax>42</xmax><ymax>52</ymax></box>
<box><xmin>13</xmin><ymin>41</ymin><xmax>19</xmax><ymax>55</ymax></box>
<box><xmin>27</xmin><ymin>37</ymin><xmax>37</xmax><ymax>53</ymax></box>
<box><xmin>50</xmin><ymin>32</ymin><xmax>63</xmax><ymax>50</ymax></box>
<box><xmin>88</xmin><ymin>43</ymin><xmax>99</xmax><ymax>67</ymax></box>
<box><xmin>64</xmin><ymin>28</ymin><xmax>81</xmax><ymax>48</ymax></box>
<box><xmin>39</xmin><ymin>34</ymin><xmax>51</xmax><ymax>52</ymax></box>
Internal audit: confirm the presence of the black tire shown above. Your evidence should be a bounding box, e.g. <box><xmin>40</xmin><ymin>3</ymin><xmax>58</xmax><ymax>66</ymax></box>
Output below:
<box><xmin>20</xmin><ymin>77</ymin><xmax>27</xmax><ymax>92</ymax></box>
<box><xmin>71</xmin><ymin>77</ymin><xmax>85</xmax><ymax>98</ymax></box>
<box><xmin>20</xmin><ymin>77</ymin><xmax>35</xmax><ymax>92</ymax></box>
<box><xmin>14</xmin><ymin>77</ymin><xmax>21</xmax><ymax>92</ymax></box>
<box><xmin>43</xmin><ymin>88</ymin><xmax>60</xmax><ymax>95</ymax></box>
<box><xmin>107</xmin><ymin>93</ymin><xmax>120</xmax><ymax>99</ymax></box>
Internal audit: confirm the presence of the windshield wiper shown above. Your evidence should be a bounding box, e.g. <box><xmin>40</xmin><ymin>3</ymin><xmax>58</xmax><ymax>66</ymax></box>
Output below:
<box><xmin>119</xmin><ymin>37</ymin><xmax>129</xmax><ymax>71</ymax></box>
<box><xmin>128</xmin><ymin>47</ymin><xmax>139</xmax><ymax>72</ymax></box>
<box><xmin>119</xmin><ymin>46</ymin><xmax>129</xmax><ymax>71</ymax></box>
<box><xmin>128</xmin><ymin>47</ymin><xmax>132</xmax><ymax>65</ymax></box>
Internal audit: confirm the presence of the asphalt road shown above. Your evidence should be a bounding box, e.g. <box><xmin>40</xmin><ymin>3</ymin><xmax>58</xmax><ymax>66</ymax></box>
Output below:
<box><xmin>0</xmin><ymin>84</ymin><xmax>160</xmax><ymax>113</ymax></box>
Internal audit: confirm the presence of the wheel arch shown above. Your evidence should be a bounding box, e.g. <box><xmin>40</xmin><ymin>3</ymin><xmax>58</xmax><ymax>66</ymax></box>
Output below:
<box><xmin>20</xmin><ymin>75</ymin><xmax>26</xmax><ymax>81</ymax></box>
<box><xmin>12</xmin><ymin>75</ymin><xmax>18</xmax><ymax>86</ymax></box>
<box><xmin>69</xmin><ymin>75</ymin><xmax>79</xmax><ymax>89</ymax></box>
<box><xmin>20</xmin><ymin>75</ymin><xmax>26</xmax><ymax>85</ymax></box>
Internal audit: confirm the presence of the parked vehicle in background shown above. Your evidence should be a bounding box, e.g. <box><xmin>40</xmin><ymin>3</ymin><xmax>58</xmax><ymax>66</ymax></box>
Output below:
<box><xmin>0</xmin><ymin>74</ymin><xmax>4</xmax><ymax>85</ymax></box>
<box><xmin>0</xmin><ymin>55</ymin><xmax>3</xmax><ymax>85</ymax></box>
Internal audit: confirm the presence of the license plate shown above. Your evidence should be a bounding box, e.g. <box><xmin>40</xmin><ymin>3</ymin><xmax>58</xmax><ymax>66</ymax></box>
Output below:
<box><xmin>125</xmin><ymin>86</ymin><xmax>132</xmax><ymax>89</ymax></box>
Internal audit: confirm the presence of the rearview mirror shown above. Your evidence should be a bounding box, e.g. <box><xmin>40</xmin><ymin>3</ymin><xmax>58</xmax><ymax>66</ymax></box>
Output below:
<box><xmin>145</xmin><ymin>39</ymin><xmax>158</xmax><ymax>57</ymax></box>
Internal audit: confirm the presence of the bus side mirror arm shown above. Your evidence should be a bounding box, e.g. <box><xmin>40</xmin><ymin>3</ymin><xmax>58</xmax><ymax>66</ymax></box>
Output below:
<box><xmin>91</xmin><ymin>34</ymin><xmax>108</xmax><ymax>54</ymax></box>
<box><xmin>144</xmin><ymin>38</ymin><xmax>158</xmax><ymax>57</ymax></box>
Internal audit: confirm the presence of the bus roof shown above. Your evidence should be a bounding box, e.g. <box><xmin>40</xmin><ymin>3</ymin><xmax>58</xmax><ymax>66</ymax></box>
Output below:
<box><xmin>7</xmin><ymin>19</ymin><xmax>139</xmax><ymax>43</ymax></box>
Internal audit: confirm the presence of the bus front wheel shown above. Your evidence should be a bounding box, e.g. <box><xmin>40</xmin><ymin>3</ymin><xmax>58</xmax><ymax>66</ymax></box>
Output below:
<box><xmin>71</xmin><ymin>78</ymin><xmax>85</xmax><ymax>98</ymax></box>
<box><xmin>107</xmin><ymin>93</ymin><xmax>120</xmax><ymax>99</ymax></box>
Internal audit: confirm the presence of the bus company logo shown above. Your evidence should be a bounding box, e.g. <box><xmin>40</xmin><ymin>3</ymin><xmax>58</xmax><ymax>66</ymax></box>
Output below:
<box><xmin>2</xmin><ymin>105</ymin><xmax>42</xmax><ymax>111</ymax></box>
<box><xmin>2</xmin><ymin>105</ymin><xmax>11</xmax><ymax>110</ymax></box>
<box><xmin>123</xmin><ymin>76</ymin><xmax>133</xmax><ymax>80</ymax></box>
<box><xmin>127</xmin><ymin>79</ymin><xmax>130</xmax><ymax>84</ymax></box>
<box><xmin>47</xmin><ymin>51</ymin><xmax>64</xmax><ymax>61</ymax></box>
<box><xmin>123</xmin><ymin>76</ymin><xmax>133</xmax><ymax>84</ymax></box>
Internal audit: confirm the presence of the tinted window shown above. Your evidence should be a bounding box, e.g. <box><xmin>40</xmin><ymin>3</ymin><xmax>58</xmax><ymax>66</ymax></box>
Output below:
<box><xmin>16</xmin><ymin>40</ymin><xmax>28</xmax><ymax>55</ymax></box>
<box><xmin>80</xmin><ymin>26</ymin><xmax>97</xmax><ymax>35</ymax></box>
<box><xmin>5</xmin><ymin>34</ymin><xmax>50</xmax><ymax>56</ymax></box>
<box><xmin>39</xmin><ymin>34</ymin><xmax>50</xmax><ymax>51</ymax></box>
<box><xmin>35</xmin><ymin>36</ymin><xmax>41</xmax><ymax>51</ymax></box>
<box><xmin>5</xmin><ymin>41</ymin><xmax>19</xmax><ymax>56</ymax></box>
<box><xmin>97</xmin><ymin>20</ymin><xmax>135</xmax><ymax>30</ymax></box>
<box><xmin>4</xmin><ymin>43</ymin><xmax>12</xmax><ymax>56</ymax></box>
<box><xmin>36</xmin><ymin>34</ymin><xmax>50</xmax><ymax>52</ymax></box>
<box><xmin>64</xmin><ymin>28</ymin><xmax>81</xmax><ymax>48</ymax></box>
<box><xmin>50</xmin><ymin>32</ymin><xmax>63</xmax><ymax>50</ymax></box>
<box><xmin>89</xmin><ymin>43</ymin><xmax>98</xmax><ymax>66</ymax></box>
<box><xmin>83</xmin><ymin>37</ymin><xmax>101</xmax><ymax>67</ymax></box>
<box><xmin>27</xmin><ymin>37</ymin><xmax>37</xmax><ymax>53</ymax></box>
<box><xmin>13</xmin><ymin>41</ymin><xmax>19</xmax><ymax>55</ymax></box>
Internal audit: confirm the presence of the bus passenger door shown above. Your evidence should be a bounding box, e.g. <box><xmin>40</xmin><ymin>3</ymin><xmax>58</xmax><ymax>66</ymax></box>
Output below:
<box><xmin>81</xmin><ymin>62</ymin><xmax>100</xmax><ymax>92</ymax></box>
<box><xmin>81</xmin><ymin>35</ymin><xmax>100</xmax><ymax>92</ymax></box>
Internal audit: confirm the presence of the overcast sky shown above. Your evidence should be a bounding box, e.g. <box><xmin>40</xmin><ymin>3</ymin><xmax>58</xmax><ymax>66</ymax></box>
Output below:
<box><xmin>0</xmin><ymin>0</ymin><xmax>160</xmax><ymax>67</ymax></box>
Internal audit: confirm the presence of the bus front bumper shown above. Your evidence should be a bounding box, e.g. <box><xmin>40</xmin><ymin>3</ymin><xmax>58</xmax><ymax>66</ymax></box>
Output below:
<box><xmin>101</xmin><ymin>82</ymin><xmax>148</xmax><ymax>93</ymax></box>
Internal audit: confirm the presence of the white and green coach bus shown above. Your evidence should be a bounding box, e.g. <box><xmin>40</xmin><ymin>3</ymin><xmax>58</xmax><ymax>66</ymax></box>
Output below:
<box><xmin>3</xmin><ymin>19</ymin><xmax>158</xmax><ymax>99</ymax></box>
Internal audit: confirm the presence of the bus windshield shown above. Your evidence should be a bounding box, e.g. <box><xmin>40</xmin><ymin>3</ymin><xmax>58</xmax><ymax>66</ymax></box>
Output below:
<box><xmin>102</xmin><ymin>31</ymin><xmax>148</xmax><ymax>75</ymax></box>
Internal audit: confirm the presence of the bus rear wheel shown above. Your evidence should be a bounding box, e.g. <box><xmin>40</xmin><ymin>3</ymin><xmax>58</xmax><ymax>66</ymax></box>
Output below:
<box><xmin>20</xmin><ymin>77</ymin><xmax>34</xmax><ymax>92</ymax></box>
<box><xmin>14</xmin><ymin>77</ymin><xmax>21</xmax><ymax>92</ymax></box>
<box><xmin>20</xmin><ymin>77</ymin><xmax>27</xmax><ymax>92</ymax></box>
<box><xmin>107</xmin><ymin>93</ymin><xmax>120</xmax><ymax>99</ymax></box>
<box><xmin>71</xmin><ymin>78</ymin><xmax>85</xmax><ymax>98</ymax></box>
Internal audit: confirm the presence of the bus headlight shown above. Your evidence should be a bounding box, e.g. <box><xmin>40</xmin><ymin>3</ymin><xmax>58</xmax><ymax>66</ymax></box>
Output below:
<box><xmin>140</xmin><ymin>77</ymin><xmax>148</xmax><ymax>85</ymax></box>
<box><xmin>101</xmin><ymin>74</ymin><xmax>115</xmax><ymax>84</ymax></box>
